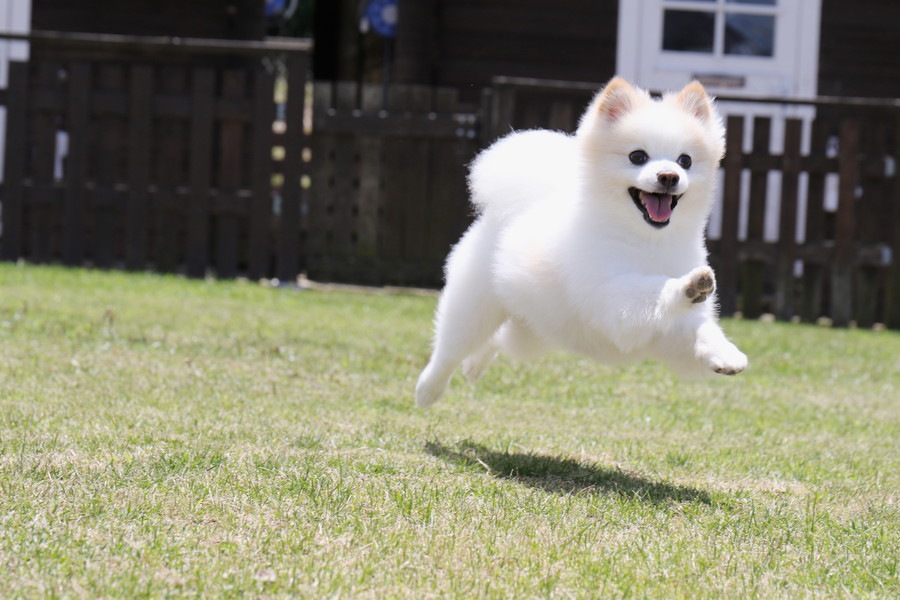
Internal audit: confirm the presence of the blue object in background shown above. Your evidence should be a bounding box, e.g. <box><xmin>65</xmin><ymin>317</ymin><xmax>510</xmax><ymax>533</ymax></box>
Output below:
<box><xmin>265</xmin><ymin>0</ymin><xmax>286</xmax><ymax>18</ymax></box>
<box><xmin>365</xmin><ymin>0</ymin><xmax>398</xmax><ymax>39</ymax></box>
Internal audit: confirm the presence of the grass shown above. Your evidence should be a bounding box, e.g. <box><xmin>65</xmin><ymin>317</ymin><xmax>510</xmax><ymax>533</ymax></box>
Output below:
<box><xmin>0</xmin><ymin>263</ymin><xmax>897</xmax><ymax>598</ymax></box>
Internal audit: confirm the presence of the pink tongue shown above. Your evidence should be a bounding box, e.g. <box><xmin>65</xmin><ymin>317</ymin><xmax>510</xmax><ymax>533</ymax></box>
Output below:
<box><xmin>641</xmin><ymin>192</ymin><xmax>673</xmax><ymax>222</ymax></box>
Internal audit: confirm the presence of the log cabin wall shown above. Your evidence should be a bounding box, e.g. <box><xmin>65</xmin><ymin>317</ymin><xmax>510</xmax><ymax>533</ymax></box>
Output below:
<box><xmin>817</xmin><ymin>0</ymin><xmax>900</xmax><ymax>98</ymax></box>
<box><xmin>394</xmin><ymin>0</ymin><xmax>619</xmax><ymax>101</ymax></box>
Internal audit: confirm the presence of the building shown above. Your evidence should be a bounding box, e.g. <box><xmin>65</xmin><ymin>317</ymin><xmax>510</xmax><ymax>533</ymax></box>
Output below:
<box><xmin>315</xmin><ymin>0</ymin><xmax>899</xmax><ymax>101</ymax></box>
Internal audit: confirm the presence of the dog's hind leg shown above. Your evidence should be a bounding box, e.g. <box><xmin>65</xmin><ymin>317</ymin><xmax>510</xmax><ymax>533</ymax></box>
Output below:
<box><xmin>461</xmin><ymin>318</ymin><xmax>547</xmax><ymax>382</ymax></box>
<box><xmin>416</xmin><ymin>222</ymin><xmax>506</xmax><ymax>407</ymax></box>
<box><xmin>496</xmin><ymin>317</ymin><xmax>547</xmax><ymax>361</ymax></box>
<box><xmin>416</xmin><ymin>294</ymin><xmax>505</xmax><ymax>406</ymax></box>
<box><xmin>462</xmin><ymin>337</ymin><xmax>499</xmax><ymax>382</ymax></box>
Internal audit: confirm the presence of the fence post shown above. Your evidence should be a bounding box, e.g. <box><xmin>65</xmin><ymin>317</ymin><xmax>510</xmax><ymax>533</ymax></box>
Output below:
<box><xmin>0</xmin><ymin>61</ymin><xmax>27</xmax><ymax>261</ymax></box>
<box><xmin>831</xmin><ymin>118</ymin><xmax>860</xmax><ymax>327</ymax></box>
<box><xmin>32</xmin><ymin>63</ymin><xmax>58</xmax><ymax>263</ymax></box>
<box><xmin>94</xmin><ymin>64</ymin><xmax>127</xmax><ymax>268</ymax></box>
<box><xmin>247</xmin><ymin>67</ymin><xmax>276</xmax><ymax>280</ymax></box>
<box><xmin>800</xmin><ymin>118</ymin><xmax>831</xmax><ymax>323</ymax></box>
<box><xmin>488</xmin><ymin>79</ymin><xmax>516</xmax><ymax>143</ymax></box>
<box><xmin>215</xmin><ymin>70</ymin><xmax>247</xmax><ymax>279</ymax></box>
<box><xmin>718</xmin><ymin>115</ymin><xmax>744</xmax><ymax>317</ymax></box>
<box><xmin>741</xmin><ymin>116</ymin><xmax>771</xmax><ymax>319</ymax></box>
<box><xmin>186</xmin><ymin>69</ymin><xmax>215</xmax><ymax>278</ymax></box>
<box><xmin>275</xmin><ymin>50</ymin><xmax>308</xmax><ymax>282</ymax></box>
<box><xmin>774</xmin><ymin>119</ymin><xmax>803</xmax><ymax>321</ymax></box>
<box><xmin>885</xmin><ymin>114</ymin><xmax>900</xmax><ymax>329</ymax></box>
<box><xmin>125</xmin><ymin>64</ymin><xmax>153</xmax><ymax>270</ymax></box>
<box><xmin>63</xmin><ymin>62</ymin><xmax>90</xmax><ymax>266</ymax></box>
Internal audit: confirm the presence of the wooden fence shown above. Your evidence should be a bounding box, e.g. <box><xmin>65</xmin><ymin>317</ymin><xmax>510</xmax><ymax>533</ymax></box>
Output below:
<box><xmin>0</xmin><ymin>31</ymin><xmax>478</xmax><ymax>289</ymax></box>
<box><xmin>0</xmin><ymin>35</ymin><xmax>898</xmax><ymax>329</ymax></box>
<box><xmin>0</xmin><ymin>31</ymin><xmax>310</xmax><ymax>281</ymax></box>
<box><xmin>715</xmin><ymin>111</ymin><xmax>899</xmax><ymax>328</ymax></box>
<box><xmin>306</xmin><ymin>81</ymin><xmax>478</xmax><ymax>286</ymax></box>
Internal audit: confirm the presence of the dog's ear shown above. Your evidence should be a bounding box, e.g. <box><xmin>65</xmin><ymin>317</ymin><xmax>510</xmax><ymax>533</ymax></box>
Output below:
<box><xmin>675</xmin><ymin>81</ymin><xmax>715</xmax><ymax>122</ymax></box>
<box><xmin>595</xmin><ymin>77</ymin><xmax>642</xmax><ymax>123</ymax></box>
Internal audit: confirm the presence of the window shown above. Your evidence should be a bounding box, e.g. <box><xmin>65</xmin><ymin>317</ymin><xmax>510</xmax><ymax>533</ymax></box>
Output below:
<box><xmin>662</xmin><ymin>0</ymin><xmax>777</xmax><ymax>58</ymax></box>
<box><xmin>616</xmin><ymin>0</ymin><xmax>821</xmax><ymax>97</ymax></box>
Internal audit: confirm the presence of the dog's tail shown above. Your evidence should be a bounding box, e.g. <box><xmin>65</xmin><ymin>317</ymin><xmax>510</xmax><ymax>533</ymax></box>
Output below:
<box><xmin>468</xmin><ymin>129</ymin><xmax>576</xmax><ymax>222</ymax></box>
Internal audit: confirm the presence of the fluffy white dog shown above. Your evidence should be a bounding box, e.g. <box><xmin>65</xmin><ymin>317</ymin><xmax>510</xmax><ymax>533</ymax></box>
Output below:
<box><xmin>416</xmin><ymin>78</ymin><xmax>748</xmax><ymax>407</ymax></box>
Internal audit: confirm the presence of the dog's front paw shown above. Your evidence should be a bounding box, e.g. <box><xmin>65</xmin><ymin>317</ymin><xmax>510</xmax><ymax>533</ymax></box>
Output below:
<box><xmin>706</xmin><ymin>342</ymin><xmax>748</xmax><ymax>376</ymax></box>
<box><xmin>684</xmin><ymin>267</ymin><xmax>716</xmax><ymax>304</ymax></box>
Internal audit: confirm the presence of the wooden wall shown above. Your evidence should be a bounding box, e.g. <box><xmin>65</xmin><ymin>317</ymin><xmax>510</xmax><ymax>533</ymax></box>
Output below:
<box><xmin>395</xmin><ymin>0</ymin><xmax>619</xmax><ymax>100</ymax></box>
<box><xmin>817</xmin><ymin>0</ymin><xmax>900</xmax><ymax>98</ymax></box>
<box><xmin>31</xmin><ymin>0</ymin><xmax>265</xmax><ymax>40</ymax></box>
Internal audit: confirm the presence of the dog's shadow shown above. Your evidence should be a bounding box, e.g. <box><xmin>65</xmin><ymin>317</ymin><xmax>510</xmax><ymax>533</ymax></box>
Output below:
<box><xmin>425</xmin><ymin>440</ymin><xmax>713</xmax><ymax>505</ymax></box>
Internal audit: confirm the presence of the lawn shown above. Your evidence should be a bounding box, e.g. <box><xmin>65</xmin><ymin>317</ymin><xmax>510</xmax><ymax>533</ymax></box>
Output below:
<box><xmin>0</xmin><ymin>264</ymin><xmax>897</xmax><ymax>598</ymax></box>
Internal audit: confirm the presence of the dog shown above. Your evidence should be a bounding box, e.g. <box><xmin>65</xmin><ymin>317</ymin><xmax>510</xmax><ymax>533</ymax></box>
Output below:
<box><xmin>416</xmin><ymin>77</ymin><xmax>747</xmax><ymax>407</ymax></box>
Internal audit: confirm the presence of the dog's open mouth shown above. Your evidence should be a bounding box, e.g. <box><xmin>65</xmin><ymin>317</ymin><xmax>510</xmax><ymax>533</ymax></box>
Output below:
<box><xmin>629</xmin><ymin>188</ymin><xmax>682</xmax><ymax>228</ymax></box>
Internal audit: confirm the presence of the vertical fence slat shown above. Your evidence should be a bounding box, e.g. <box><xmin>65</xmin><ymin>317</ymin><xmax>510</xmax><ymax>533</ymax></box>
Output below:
<box><xmin>247</xmin><ymin>68</ymin><xmax>275</xmax><ymax>280</ymax></box>
<box><xmin>855</xmin><ymin>119</ymin><xmax>890</xmax><ymax>328</ymax></box>
<box><xmin>831</xmin><ymin>118</ymin><xmax>860</xmax><ymax>327</ymax></box>
<box><xmin>186</xmin><ymin>68</ymin><xmax>215</xmax><ymax>278</ymax></box>
<box><xmin>381</xmin><ymin>85</ymin><xmax>432</xmax><ymax>284</ymax></box>
<box><xmin>94</xmin><ymin>64</ymin><xmax>126</xmax><ymax>268</ymax></box>
<box><xmin>32</xmin><ymin>63</ymin><xmax>59</xmax><ymax>263</ymax></box>
<box><xmin>215</xmin><ymin>70</ymin><xmax>246</xmax><ymax>279</ymax></box>
<box><xmin>401</xmin><ymin>87</ymin><xmax>432</xmax><ymax>275</ymax></box>
<box><xmin>306</xmin><ymin>82</ymin><xmax>334</xmax><ymax>279</ymax></box>
<box><xmin>275</xmin><ymin>51</ymin><xmax>307</xmax><ymax>281</ymax></box>
<box><xmin>800</xmin><ymin>118</ymin><xmax>832</xmax><ymax>323</ymax></box>
<box><xmin>155</xmin><ymin>66</ymin><xmax>188</xmax><ymax>272</ymax></box>
<box><xmin>487</xmin><ymin>82</ymin><xmax>516</xmax><ymax>144</ymax></box>
<box><xmin>719</xmin><ymin>115</ymin><xmax>744</xmax><ymax>317</ymax></box>
<box><xmin>64</xmin><ymin>62</ymin><xmax>90</xmax><ymax>266</ymax></box>
<box><xmin>741</xmin><ymin>116</ymin><xmax>772</xmax><ymax>318</ymax></box>
<box><xmin>774</xmin><ymin>119</ymin><xmax>803</xmax><ymax>320</ymax></box>
<box><xmin>885</xmin><ymin>115</ymin><xmax>900</xmax><ymax>329</ymax></box>
<box><xmin>125</xmin><ymin>64</ymin><xmax>153</xmax><ymax>270</ymax></box>
<box><xmin>426</xmin><ymin>87</ymin><xmax>473</xmax><ymax>286</ymax></box>
<box><xmin>326</xmin><ymin>82</ymin><xmax>359</xmax><ymax>276</ymax></box>
<box><xmin>1</xmin><ymin>61</ymin><xmax>28</xmax><ymax>261</ymax></box>
<box><xmin>354</xmin><ymin>84</ymin><xmax>383</xmax><ymax>281</ymax></box>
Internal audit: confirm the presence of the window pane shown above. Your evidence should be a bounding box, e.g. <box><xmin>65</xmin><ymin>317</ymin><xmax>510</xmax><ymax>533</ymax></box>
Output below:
<box><xmin>662</xmin><ymin>10</ymin><xmax>715</xmax><ymax>53</ymax></box>
<box><xmin>724</xmin><ymin>13</ymin><xmax>775</xmax><ymax>56</ymax></box>
<box><xmin>727</xmin><ymin>0</ymin><xmax>776</xmax><ymax>5</ymax></box>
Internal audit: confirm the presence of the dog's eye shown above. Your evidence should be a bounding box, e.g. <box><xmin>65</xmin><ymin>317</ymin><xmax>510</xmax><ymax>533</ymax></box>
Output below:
<box><xmin>629</xmin><ymin>150</ymin><xmax>649</xmax><ymax>165</ymax></box>
<box><xmin>677</xmin><ymin>154</ymin><xmax>692</xmax><ymax>169</ymax></box>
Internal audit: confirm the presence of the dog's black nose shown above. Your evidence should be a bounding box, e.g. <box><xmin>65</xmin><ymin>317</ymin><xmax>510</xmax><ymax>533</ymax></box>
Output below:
<box><xmin>657</xmin><ymin>171</ymin><xmax>679</xmax><ymax>189</ymax></box>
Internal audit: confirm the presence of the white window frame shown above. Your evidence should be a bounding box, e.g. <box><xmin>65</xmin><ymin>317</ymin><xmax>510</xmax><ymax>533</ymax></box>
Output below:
<box><xmin>617</xmin><ymin>0</ymin><xmax>821</xmax><ymax>99</ymax></box>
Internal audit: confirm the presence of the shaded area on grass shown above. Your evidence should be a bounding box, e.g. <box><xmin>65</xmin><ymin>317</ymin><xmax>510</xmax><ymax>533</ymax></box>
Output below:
<box><xmin>426</xmin><ymin>440</ymin><xmax>714</xmax><ymax>505</ymax></box>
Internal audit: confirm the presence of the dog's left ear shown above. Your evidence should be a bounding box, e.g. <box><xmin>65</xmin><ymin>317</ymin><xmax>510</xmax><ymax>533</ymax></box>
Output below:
<box><xmin>676</xmin><ymin>81</ymin><xmax>715</xmax><ymax>122</ymax></box>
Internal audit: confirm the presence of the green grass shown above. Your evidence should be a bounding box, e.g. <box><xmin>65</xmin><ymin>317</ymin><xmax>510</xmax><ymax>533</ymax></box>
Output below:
<box><xmin>0</xmin><ymin>263</ymin><xmax>897</xmax><ymax>598</ymax></box>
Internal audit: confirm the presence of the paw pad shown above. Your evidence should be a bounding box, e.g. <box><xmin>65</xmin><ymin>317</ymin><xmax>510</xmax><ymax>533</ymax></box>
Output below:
<box><xmin>685</xmin><ymin>269</ymin><xmax>716</xmax><ymax>304</ymax></box>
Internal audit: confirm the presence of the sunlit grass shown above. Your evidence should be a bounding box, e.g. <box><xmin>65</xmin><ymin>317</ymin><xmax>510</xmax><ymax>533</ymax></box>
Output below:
<box><xmin>0</xmin><ymin>264</ymin><xmax>897</xmax><ymax>598</ymax></box>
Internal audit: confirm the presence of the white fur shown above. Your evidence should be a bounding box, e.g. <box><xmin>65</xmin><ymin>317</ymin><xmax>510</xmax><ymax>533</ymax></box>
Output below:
<box><xmin>416</xmin><ymin>78</ymin><xmax>747</xmax><ymax>407</ymax></box>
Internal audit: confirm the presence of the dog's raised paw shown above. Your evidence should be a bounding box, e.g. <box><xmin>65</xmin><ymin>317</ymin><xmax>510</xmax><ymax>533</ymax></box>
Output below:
<box><xmin>707</xmin><ymin>344</ymin><xmax>748</xmax><ymax>376</ymax></box>
<box><xmin>684</xmin><ymin>267</ymin><xmax>716</xmax><ymax>304</ymax></box>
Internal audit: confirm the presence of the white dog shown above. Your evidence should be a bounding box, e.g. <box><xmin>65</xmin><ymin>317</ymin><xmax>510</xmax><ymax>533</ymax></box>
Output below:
<box><xmin>416</xmin><ymin>78</ymin><xmax>747</xmax><ymax>407</ymax></box>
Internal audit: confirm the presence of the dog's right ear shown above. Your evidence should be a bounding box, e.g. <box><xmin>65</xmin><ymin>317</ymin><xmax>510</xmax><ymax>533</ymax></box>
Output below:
<box><xmin>595</xmin><ymin>77</ymin><xmax>641</xmax><ymax>124</ymax></box>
